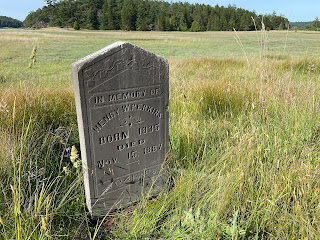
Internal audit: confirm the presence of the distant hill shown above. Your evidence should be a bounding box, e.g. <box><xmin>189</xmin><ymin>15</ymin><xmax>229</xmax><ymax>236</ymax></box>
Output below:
<box><xmin>290</xmin><ymin>21</ymin><xmax>312</xmax><ymax>29</ymax></box>
<box><xmin>0</xmin><ymin>16</ymin><xmax>23</xmax><ymax>28</ymax></box>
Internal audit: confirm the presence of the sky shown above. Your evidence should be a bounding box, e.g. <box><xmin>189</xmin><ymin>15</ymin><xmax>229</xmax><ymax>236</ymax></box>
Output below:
<box><xmin>0</xmin><ymin>0</ymin><xmax>317</xmax><ymax>22</ymax></box>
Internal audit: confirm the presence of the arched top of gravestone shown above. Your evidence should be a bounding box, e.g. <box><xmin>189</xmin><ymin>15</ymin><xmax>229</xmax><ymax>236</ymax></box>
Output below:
<box><xmin>72</xmin><ymin>42</ymin><xmax>167</xmax><ymax>69</ymax></box>
<box><xmin>72</xmin><ymin>42</ymin><xmax>168</xmax><ymax>91</ymax></box>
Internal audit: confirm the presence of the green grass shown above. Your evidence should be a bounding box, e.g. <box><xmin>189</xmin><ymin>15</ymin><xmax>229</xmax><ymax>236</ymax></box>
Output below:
<box><xmin>0</xmin><ymin>28</ymin><xmax>320</xmax><ymax>239</ymax></box>
<box><xmin>1</xmin><ymin>29</ymin><xmax>320</xmax><ymax>88</ymax></box>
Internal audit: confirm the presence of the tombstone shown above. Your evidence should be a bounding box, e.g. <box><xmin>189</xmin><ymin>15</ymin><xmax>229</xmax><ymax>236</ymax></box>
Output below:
<box><xmin>72</xmin><ymin>42</ymin><xmax>169</xmax><ymax>216</ymax></box>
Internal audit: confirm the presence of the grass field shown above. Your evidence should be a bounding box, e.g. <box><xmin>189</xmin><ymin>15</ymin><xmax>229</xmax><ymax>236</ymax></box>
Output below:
<box><xmin>0</xmin><ymin>28</ymin><xmax>320</xmax><ymax>239</ymax></box>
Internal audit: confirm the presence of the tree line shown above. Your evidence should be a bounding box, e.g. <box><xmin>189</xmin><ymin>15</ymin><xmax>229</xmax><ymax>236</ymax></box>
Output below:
<box><xmin>0</xmin><ymin>16</ymin><xmax>23</xmax><ymax>28</ymax></box>
<box><xmin>290</xmin><ymin>17</ymin><xmax>320</xmax><ymax>31</ymax></box>
<box><xmin>23</xmin><ymin>0</ymin><xmax>289</xmax><ymax>31</ymax></box>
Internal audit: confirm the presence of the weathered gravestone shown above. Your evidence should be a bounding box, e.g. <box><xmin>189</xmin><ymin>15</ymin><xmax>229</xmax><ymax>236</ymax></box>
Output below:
<box><xmin>72</xmin><ymin>42</ymin><xmax>169</xmax><ymax>216</ymax></box>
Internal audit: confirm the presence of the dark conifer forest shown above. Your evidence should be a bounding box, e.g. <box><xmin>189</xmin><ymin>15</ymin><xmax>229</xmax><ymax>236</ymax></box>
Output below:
<box><xmin>23</xmin><ymin>0</ymin><xmax>289</xmax><ymax>31</ymax></box>
<box><xmin>0</xmin><ymin>16</ymin><xmax>23</xmax><ymax>28</ymax></box>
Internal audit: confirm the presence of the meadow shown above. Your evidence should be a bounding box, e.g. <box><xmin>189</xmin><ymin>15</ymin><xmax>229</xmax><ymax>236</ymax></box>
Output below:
<box><xmin>0</xmin><ymin>28</ymin><xmax>320</xmax><ymax>239</ymax></box>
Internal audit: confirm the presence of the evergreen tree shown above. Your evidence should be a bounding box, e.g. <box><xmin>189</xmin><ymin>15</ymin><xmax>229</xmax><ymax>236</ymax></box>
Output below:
<box><xmin>99</xmin><ymin>0</ymin><xmax>108</xmax><ymax>30</ymax></box>
<box><xmin>192</xmin><ymin>4</ymin><xmax>210</xmax><ymax>31</ymax></box>
<box><xmin>146</xmin><ymin>0</ymin><xmax>159</xmax><ymax>30</ymax></box>
<box><xmin>207</xmin><ymin>8</ymin><xmax>220</xmax><ymax>31</ymax></box>
<box><xmin>155</xmin><ymin>12</ymin><xmax>165</xmax><ymax>31</ymax></box>
<box><xmin>53</xmin><ymin>0</ymin><xmax>77</xmax><ymax>27</ymax></box>
<box><xmin>121</xmin><ymin>0</ymin><xmax>135</xmax><ymax>30</ymax></box>
<box><xmin>271</xmin><ymin>15</ymin><xmax>286</xmax><ymax>30</ymax></box>
<box><xmin>190</xmin><ymin>20</ymin><xmax>200</xmax><ymax>32</ymax></box>
<box><xmin>164</xmin><ymin>16</ymin><xmax>171</xmax><ymax>31</ymax></box>
<box><xmin>173</xmin><ymin>3</ymin><xmax>188</xmax><ymax>31</ymax></box>
<box><xmin>106</xmin><ymin>0</ymin><xmax>116</xmax><ymax>29</ymax></box>
<box><xmin>227</xmin><ymin>6</ymin><xmax>237</xmax><ymax>30</ymax></box>
<box><xmin>86</xmin><ymin>8</ymin><xmax>99</xmax><ymax>29</ymax></box>
<box><xmin>170</xmin><ymin>2</ymin><xmax>183</xmax><ymax>31</ymax></box>
<box><xmin>240</xmin><ymin>12</ymin><xmax>252</xmax><ymax>31</ymax></box>
<box><xmin>183</xmin><ymin>5</ymin><xmax>192</xmax><ymax>29</ymax></box>
<box><xmin>73</xmin><ymin>20</ymin><xmax>80</xmax><ymax>30</ymax></box>
<box><xmin>100</xmin><ymin>0</ymin><xmax>117</xmax><ymax>30</ymax></box>
<box><xmin>136</xmin><ymin>0</ymin><xmax>149</xmax><ymax>31</ymax></box>
<box><xmin>170</xmin><ymin>15</ymin><xmax>177</xmax><ymax>31</ymax></box>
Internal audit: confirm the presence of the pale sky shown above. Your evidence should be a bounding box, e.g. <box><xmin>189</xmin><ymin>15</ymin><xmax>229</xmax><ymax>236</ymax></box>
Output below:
<box><xmin>0</xmin><ymin>0</ymin><xmax>317</xmax><ymax>22</ymax></box>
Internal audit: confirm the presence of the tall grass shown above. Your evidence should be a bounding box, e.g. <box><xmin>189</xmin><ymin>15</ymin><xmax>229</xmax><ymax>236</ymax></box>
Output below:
<box><xmin>0</xmin><ymin>88</ymin><xmax>87</xmax><ymax>239</ymax></box>
<box><xmin>0</xmin><ymin>30</ymin><xmax>320</xmax><ymax>239</ymax></box>
<box><xmin>112</xmin><ymin>56</ymin><xmax>320</xmax><ymax>239</ymax></box>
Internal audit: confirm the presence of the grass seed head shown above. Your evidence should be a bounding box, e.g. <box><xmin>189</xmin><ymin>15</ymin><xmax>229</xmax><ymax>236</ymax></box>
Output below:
<box><xmin>70</xmin><ymin>145</ymin><xmax>78</xmax><ymax>164</ymax></box>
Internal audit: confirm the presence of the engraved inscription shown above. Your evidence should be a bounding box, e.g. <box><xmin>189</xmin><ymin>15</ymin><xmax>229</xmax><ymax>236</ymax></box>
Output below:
<box><xmin>92</xmin><ymin>108</ymin><xmax>120</xmax><ymax>133</ymax></box>
<box><xmin>122</xmin><ymin>103</ymin><xmax>162</xmax><ymax>118</ymax></box>
<box><xmin>99</xmin><ymin>131</ymin><xmax>129</xmax><ymax>145</ymax></box>
<box><xmin>95</xmin><ymin>96</ymin><xmax>104</xmax><ymax>104</ymax></box>
<box><xmin>109</xmin><ymin>90</ymin><xmax>146</xmax><ymax>102</ymax></box>
<box><xmin>97</xmin><ymin>158</ymin><xmax>118</xmax><ymax>169</ymax></box>
<box><xmin>127</xmin><ymin>151</ymin><xmax>138</xmax><ymax>160</ymax></box>
<box><xmin>150</xmin><ymin>88</ymin><xmax>160</xmax><ymax>95</ymax></box>
<box><xmin>91</xmin><ymin>97</ymin><xmax>165</xmax><ymax>198</ymax></box>
<box><xmin>93</xmin><ymin>101</ymin><xmax>162</xmax><ymax>133</ymax></box>
<box><xmin>90</xmin><ymin>86</ymin><xmax>163</xmax><ymax>107</ymax></box>
<box><xmin>144</xmin><ymin>143</ymin><xmax>163</xmax><ymax>155</ymax></box>
<box><xmin>138</xmin><ymin>124</ymin><xmax>160</xmax><ymax>135</ymax></box>
<box><xmin>117</xmin><ymin>139</ymin><xmax>145</xmax><ymax>151</ymax></box>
